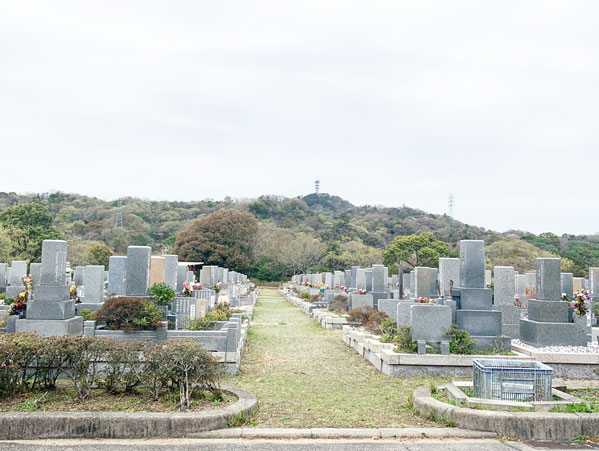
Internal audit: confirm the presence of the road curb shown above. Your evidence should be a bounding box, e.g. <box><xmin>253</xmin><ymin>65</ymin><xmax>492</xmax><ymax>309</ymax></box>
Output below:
<box><xmin>192</xmin><ymin>427</ymin><xmax>497</xmax><ymax>439</ymax></box>
<box><xmin>0</xmin><ymin>386</ymin><xmax>258</xmax><ymax>439</ymax></box>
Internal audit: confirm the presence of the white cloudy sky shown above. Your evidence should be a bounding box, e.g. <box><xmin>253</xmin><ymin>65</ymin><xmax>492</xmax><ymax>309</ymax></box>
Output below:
<box><xmin>0</xmin><ymin>1</ymin><xmax>597</xmax><ymax>235</ymax></box>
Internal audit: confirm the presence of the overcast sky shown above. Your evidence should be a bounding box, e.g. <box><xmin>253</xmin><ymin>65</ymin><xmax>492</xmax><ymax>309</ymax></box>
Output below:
<box><xmin>0</xmin><ymin>1</ymin><xmax>597</xmax><ymax>235</ymax></box>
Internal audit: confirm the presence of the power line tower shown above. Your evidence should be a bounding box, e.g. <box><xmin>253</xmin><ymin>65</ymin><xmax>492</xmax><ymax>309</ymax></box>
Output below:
<box><xmin>314</xmin><ymin>180</ymin><xmax>320</xmax><ymax>194</ymax></box>
<box><xmin>448</xmin><ymin>194</ymin><xmax>455</xmax><ymax>218</ymax></box>
<box><xmin>115</xmin><ymin>198</ymin><xmax>123</xmax><ymax>229</ymax></box>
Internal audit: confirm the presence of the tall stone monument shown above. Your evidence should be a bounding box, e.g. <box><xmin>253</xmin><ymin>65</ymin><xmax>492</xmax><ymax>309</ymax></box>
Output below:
<box><xmin>520</xmin><ymin>258</ymin><xmax>588</xmax><ymax>347</ymax></box>
<box><xmin>125</xmin><ymin>246</ymin><xmax>151</xmax><ymax>296</ymax></box>
<box><xmin>494</xmin><ymin>266</ymin><xmax>519</xmax><ymax>339</ymax></box>
<box><xmin>16</xmin><ymin>240</ymin><xmax>83</xmax><ymax>336</ymax></box>
<box><xmin>454</xmin><ymin>240</ymin><xmax>509</xmax><ymax>350</ymax></box>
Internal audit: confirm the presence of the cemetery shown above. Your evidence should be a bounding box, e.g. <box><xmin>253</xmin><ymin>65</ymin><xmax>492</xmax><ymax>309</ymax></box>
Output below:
<box><xmin>0</xmin><ymin>238</ymin><xmax>257</xmax><ymax>409</ymax></box>
<box><xmin>2</xmin><ymin>235</ymin><xmax>599</xmax><ymax>441</ymax></box>
<box><xmin>280</xmin><ymin>239</ymin><xmax>599</xmax><ymax>439</ymax></box>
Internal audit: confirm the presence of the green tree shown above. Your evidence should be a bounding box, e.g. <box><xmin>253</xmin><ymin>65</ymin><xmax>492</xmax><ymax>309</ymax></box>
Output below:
<box><xmin>86</xmin><ymin>244</ymin><xmax>113</xmax><ymax>268</ymax></box>
<box><xmin>0</xmin><ymin>203</ymin><xmax>62</xmax><ymax>262</ymax></box>
<box><xmin>383</xmin><ymin>232</ymin><xmax>450</xmax><ymax>269</ymax></box>
<box><xmin>174</xmin><ymin>210</ymin><xmax>258</xmax><ymax>274</ymax></box>
<box><xmin>0</xmin><ymin>226</ymin><xmax>12</xmax><ymax>262</ymax></box>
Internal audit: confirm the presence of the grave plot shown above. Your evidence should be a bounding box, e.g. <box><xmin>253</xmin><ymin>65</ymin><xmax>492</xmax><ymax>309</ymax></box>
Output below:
<box><xmin>285</xmin><ymin>238</ymin><xmax>599</xmax><ymax>379</ymax></box>
<box><xmin>1</xmin><ymin>239</ymin><xmax>257</xmax><ymax>375</ymax></box>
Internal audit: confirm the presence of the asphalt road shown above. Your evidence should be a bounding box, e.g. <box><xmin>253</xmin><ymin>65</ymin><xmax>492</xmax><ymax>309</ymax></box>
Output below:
<box><xmin>0</xmin><ymin>439</ymin><xmax>596</xmax><ymax>451</ymax></box>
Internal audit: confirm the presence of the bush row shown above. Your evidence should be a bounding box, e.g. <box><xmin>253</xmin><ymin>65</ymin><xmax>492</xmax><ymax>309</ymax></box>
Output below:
<box><xmin>0</xmin><ymin>334</ymin><xmax>222</xmax><ymax>410</ymax></box>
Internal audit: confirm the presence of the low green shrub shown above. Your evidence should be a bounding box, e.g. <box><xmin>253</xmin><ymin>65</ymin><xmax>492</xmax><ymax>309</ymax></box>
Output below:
<box><xmin>149</xmin><ymin>283</ymin><xmax>176</xmax><ymax>306</ymax></box>
<box><xmin>77</xmin><ymin>309</ymin><xmax>93</xmax><ymax>321</ymax></box>
<box><xmin>300</xmin><ymin>292</ymin><xmax>310</xmax><ymax>300</ymax></box>
<box><xmin>0</xmin><ymin>334</ymin><xmax>222</xmax><ymax>408</ymax></box>
<box><xmin>445</xmin><ymin>324</ymin><xmax>474</xmax><ymax>354</ymax></box>
<box><xmin>395</xmin><ymin>326</ymin><xmax>418</xmax><ymax>353</ymax></box>
<box><xmin>188</xmin><ymin>304</ymin><xmax>233</xmax><ymax>331</ymax></box>
<box><xmin>93</xmin><ymin>297</ymin><xmax>163</xmax><ymax>331</ymax></box>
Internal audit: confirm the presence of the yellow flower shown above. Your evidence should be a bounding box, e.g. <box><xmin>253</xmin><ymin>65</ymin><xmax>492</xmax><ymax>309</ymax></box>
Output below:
<box><xmin>70</xmin><ymin>285</ymin><xmax>76</xmax><ymax>293</ymax></box>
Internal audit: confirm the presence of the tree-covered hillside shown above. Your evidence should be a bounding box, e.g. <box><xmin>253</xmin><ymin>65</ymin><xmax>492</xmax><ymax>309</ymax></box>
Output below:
<box><xmin>0</xmin><ymin>191</ymin><xmax>597</xmax><ymax>278</ymax></box>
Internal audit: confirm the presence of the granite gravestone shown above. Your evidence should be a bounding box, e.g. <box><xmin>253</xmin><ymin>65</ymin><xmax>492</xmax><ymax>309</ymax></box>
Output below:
<box><xmin>0</xmin><ymin>263</ymin><xmax>7</xmax><ymax>293</ymax></box>
<box><xmin>455</xmin><ymin>240</ymin><xmax>508</xmax><ymax>350</ymax></box>
<box><xmin>73</xmin><ymin>266</ymin><xmax>85</xmax><ymax>287</ymax></box>
<box><xmin>77</xmin><ymin>265</ymin><xmax>105</xmax><ymax>312</ymax></box>
<box><xmin>365</xmin><ymin>269</ymin><xmax>373</xmax><ymax>292</ymax></box>
<box><xmin>520</xmin><ymin>258</ymin><xmax>587</xmax><ymax>347</ymax></box>
<box><xmin>176</xmin><ymin>263</ymin><xmax>188</xmax><ymax>292</ymax></box>
<box><xmin>414</xmin><ymin>267</ymin><xmax>431</xmax><ymax>299</ymax></box>
<box><xmin>561</xmin><ymin>273</ymin><xmax>574</xmax><ymax>299</ymax></box>
<box><xmin>494</xmin><ymin>266</ymin><xmax>519</xmax><ymax>339</ymax></box>
<box><xmin>162</xmin><ymin>255</ymin><xmax>178</xmax><ymax>290</ymax></box>
<box><xmin>350</xmin><ymin>266</ymin><xmax>360</xmax><ymax>289</ymax></box>
<box><xmin>30</xmin><ymin>263</ymin><xmax>42</xmax><ymax>286</ymax></box>
<box><xmin>107</xmin><ymin>256</ymin><xmax>127</xmax><ymax>297</ymax></box>
<box><xmin>439</xmin><ymin>258</ymin><xmax>460</xmax><ymax>298</ymax></box>
<box><xmin>6</xmin><ymin>260</ymin><xmax>27</xmax><ymax>298</ymax></box>
<box><xmin>16</xmin><ymin>240</ymin><xmax>83</xmax><ymax>336</ymax></box>
<box><xmin>350</xmin><ymin>293</ymin><xmax>373</xmax><ymax>310</ymax></box>
<box><xmin>125</xmin><ymin>246</ymin><xmax>151</xmax><ymax>296</ymax></box>
<box><xmin>355</xmin><ymin>269</ymin><xmax>366</xmax><ymax>291</ymax></box>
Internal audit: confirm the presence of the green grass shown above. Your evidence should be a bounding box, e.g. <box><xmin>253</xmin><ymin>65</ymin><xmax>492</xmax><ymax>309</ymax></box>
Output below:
<box><xmin>228</xmin><ymin>289</ymin><xmax>443</xmax><ymax>428</ymax></box>
<box><xmin>550</xmin><ymin>389</ymin><xmax>599</xmax><ymax>413</ymax></box>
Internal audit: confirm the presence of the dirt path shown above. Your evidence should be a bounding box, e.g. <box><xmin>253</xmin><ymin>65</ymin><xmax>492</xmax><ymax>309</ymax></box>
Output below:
<box><xmin>228</xmin><ymin>288</ymin><xmax>440</xmax><ymax>428</ymax></box>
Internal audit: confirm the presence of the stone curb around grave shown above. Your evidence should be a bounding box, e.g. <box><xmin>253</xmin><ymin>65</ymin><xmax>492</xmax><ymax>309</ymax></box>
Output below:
<box><xmin>0</xmin><ymin>386</ymin><xmax>257</xmax><ymax>440</ymax></box>
<box><xmin>412</xmin><ymin>385</ymin><xmax>599</xmax><ymax>441</ymax></box>
<box><xmin>191</xmin><ymin>427</ymin><xmax>497</xmax><ymax>439</ymax></box>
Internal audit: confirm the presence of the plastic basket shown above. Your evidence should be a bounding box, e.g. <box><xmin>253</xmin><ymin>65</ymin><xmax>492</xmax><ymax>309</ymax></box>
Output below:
<box><xmin>472</xmin><ymin>359</ymin><xmax>552</xmax><ymax>402</ymax></box>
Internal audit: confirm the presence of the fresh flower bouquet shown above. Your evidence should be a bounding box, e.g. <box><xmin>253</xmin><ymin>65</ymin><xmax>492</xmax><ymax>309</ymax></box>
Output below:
<box><xmin>514</xmin><ymin>295</ymin><xmax>522</xmax><ymax>308</ymax></box>
<box><xmin>359</xmin><ymin>290</ymin><xmax>366</xmax><ymax>295</ymax></box>
<box><xmin>70</xmin><ymin>284</ymin><xmax>81</xmax><ymax>303</ymax></box>
<box><xmin>417</xmin><ymin>297</ymin><xmax>430</xmax><ymax>304</ymax></box>
<box><xmin>182</xmin><ymin>281</ymin><xmax>192</xmax><ymax>297</ymax></box>
<box><xmin>572</xmin><ymin>290</ymin><xmax>590</xmax><ymax>317</ymax></box>
<box><xmin>9</xmin><ymin>275</ymin><xmax>34</xmax><ymax>316</ymax></box>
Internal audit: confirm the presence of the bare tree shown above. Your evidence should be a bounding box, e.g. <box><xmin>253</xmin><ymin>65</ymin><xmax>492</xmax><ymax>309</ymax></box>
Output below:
<box><xmin>280</xmin><ymin>233</ymin><xmax>326</xmax><ymax>275</ymax></box>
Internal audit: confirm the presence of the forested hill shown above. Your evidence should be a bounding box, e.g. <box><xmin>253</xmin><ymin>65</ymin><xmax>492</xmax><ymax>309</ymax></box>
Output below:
<box><xmin>0</xmin><ymin>191</ymin><xmax>490</xmax><ymax>253</ymax></box>
<box><xmin>0</xmin><ymin>191</ymin><xmax>598</xmax><ymax>278</ymax></box>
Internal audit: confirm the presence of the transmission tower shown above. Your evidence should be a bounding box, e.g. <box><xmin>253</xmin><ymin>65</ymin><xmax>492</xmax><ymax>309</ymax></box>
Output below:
<box><xmin>314</xmin><ymin>180</ymin><xmax>320</xmax><ymax>194</ymax></box>
<box><xmin>448</xmin><ymin>194</ymin><xmax>455</xmax><ymax>218</ymax></box>
<box><xmin>115</xmin><ymin>198</ymin><xmax>123</xmax><ymax>229</ymax></box>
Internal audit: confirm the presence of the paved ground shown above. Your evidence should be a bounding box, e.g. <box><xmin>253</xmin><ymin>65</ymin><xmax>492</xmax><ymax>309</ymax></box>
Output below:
<box><xmin>1</xmin><ymin>438</ymin><xmax>596</xmax><ymax>450</ymax></box>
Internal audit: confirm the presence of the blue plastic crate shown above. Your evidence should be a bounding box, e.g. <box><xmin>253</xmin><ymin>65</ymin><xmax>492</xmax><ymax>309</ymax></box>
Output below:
<box><xmin>472</xmin><ymin>359</ymin><xmax>552</xmax><ymax>402</ymax></box>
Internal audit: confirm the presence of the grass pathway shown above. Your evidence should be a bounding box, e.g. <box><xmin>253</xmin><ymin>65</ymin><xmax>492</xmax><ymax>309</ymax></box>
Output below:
<box><xmin>228</xmin><ymin>288</ymin><xmax>440</xmax><ymax>428</ymax></box>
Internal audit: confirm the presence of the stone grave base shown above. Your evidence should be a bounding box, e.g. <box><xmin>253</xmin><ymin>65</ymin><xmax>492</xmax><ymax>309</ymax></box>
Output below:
<box><xmin>520</xmin><ymin>319</ymin><xmax>588</xmax><ymax>347</ymax></box>
<box><xmin>470</xmin><ymin>335</ymin><xmax>512</xmax><ymax>351</ymax></box>
<box><xmin>5</xmin><ymin>286</ymin><xmax>23</xmax><ymax>299</ymax></box>
<box><xmin>15</xmin><ymin>316</ymin><xmax>83</xmax><ymax>337</ymax></box>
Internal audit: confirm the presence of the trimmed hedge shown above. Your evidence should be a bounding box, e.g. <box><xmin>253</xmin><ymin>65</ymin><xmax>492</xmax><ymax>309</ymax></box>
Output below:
<box><xmin>0</xmin><ymin>334</ymin><xmax>222</xmax><ymax>410</ymax></box>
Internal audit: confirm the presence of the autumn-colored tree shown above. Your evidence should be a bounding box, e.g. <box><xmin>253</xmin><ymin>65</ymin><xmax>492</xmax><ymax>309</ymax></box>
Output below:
<box><xmin>383</xmin><ymin>232</ymin><xmax>450</xmax><ymax>269</ymax></box>
<box><xmin>174</xmin><ymin>210</ymin><xmax>258</xmax><ymax>274</ymax></box>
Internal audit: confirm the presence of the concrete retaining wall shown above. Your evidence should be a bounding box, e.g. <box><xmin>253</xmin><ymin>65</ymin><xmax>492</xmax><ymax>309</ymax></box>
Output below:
<box><xmin>413</xmin><ymin>385</ymin><xmax>599</xmax><ymax>441</ymax></box>
<box><xmin>0</xmin><ymin>387</ymin><xmax>257</xmax><ymax>439</ymax></box>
